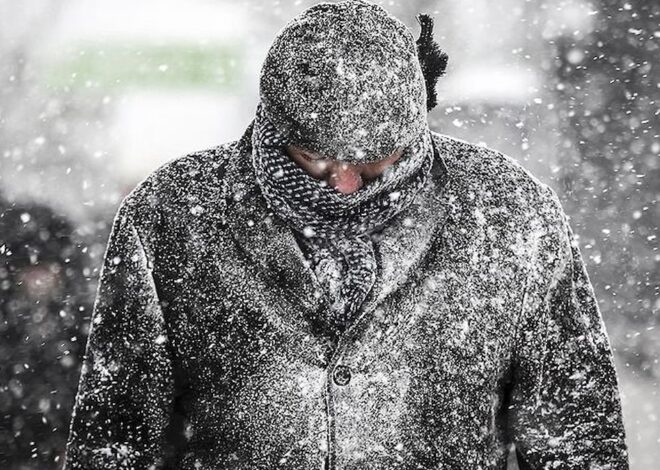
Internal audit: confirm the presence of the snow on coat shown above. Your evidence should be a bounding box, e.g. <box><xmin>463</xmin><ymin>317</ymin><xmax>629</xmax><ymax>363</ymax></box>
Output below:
<box><xmin>63</xmin><ymin>126</ymin><xmax>629</xmax><ymax>469</ymax></box>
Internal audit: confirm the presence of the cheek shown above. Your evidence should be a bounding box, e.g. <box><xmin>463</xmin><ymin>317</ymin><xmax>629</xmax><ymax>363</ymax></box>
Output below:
<box><xmin>299</xmin><ymin>160</ymin><xmax>330</xmax><ymax>179</ymax></box>
<box><xmin>360</xmin><ymin>162</ymin><xmax>389</xmax><ymax>180</ymax></box>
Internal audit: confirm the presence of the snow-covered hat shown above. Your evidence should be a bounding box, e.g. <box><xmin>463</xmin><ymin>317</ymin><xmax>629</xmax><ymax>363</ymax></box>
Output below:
<box><xmin>258</xmin><ymin>0</ymin><xmax>447</xmax><ymax>163</ymax></box>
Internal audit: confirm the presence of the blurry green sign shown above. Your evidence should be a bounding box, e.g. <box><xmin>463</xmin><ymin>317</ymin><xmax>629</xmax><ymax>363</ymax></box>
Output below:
<box><xmin>46</xmin><ymin>42</ymin><xmax>242</xmax><ymax>90</ymax></box>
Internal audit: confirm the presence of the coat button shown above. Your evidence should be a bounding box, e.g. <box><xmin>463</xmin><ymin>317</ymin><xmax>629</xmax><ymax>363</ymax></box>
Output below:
<box><xmin>333</xmin><ymin>364</ymin><xmax>352</xmax><ymax>386</ymax></box>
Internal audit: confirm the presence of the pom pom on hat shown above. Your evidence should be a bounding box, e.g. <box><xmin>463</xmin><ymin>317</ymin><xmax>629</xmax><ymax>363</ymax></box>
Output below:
<box><xmin>416</xmin><ymin>14</ymin><xmax>449</xmax><ymax>111</ymax></box>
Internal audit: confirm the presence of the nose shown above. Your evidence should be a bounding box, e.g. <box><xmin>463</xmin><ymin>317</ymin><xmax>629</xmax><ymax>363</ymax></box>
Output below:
<box><xmin>329</xmin><ymin>163</ymin><xmax>363</xmax><ymax>194</ymax></box>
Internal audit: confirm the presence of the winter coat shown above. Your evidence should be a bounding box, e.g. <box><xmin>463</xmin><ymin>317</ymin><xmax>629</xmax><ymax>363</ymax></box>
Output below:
<box><xmin>63</xmin><ymin>125</ymin><xmax>629</xmax><ymax>470</ymax></box>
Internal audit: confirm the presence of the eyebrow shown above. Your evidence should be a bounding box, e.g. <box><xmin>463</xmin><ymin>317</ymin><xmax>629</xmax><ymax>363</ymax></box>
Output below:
<box><xmin>298</xmin><ymin>147</ymin><xmax>404</xmax><ymax>164</ymax></box>
<box><xmin>301</xmin><ymin>150</ymin><xmax>325</xmax><ymax>161</ymax></box>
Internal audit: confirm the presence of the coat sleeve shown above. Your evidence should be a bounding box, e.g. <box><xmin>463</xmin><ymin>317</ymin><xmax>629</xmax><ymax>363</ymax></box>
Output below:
<box><xmin>63</xmin><ymin>200</ymin><xmax>175</xmax><ymax>469</ymax></box>
<box><xmin>507</xmin><ymin>185</ymin><xmax>629</xmax><ymax>469</ymax></box>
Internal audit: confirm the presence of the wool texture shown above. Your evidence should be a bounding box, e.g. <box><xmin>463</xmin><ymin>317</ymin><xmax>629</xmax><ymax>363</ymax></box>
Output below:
<box><xmin>258</xmin><ymin>0</ymin><xmax>428</xmax><ymax>163</ymax></box>
<box><xmin>250</xmin><ymin>104</ymin><xmax>434</xmax><ymax>332</ymax></box>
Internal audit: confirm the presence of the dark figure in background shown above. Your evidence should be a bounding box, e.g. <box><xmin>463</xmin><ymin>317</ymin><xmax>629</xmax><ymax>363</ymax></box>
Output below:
<box><xmin>64</xmin><ymin>1</ymin><xmax>628</xmax><ymax>469</ymax></box>
<box><xmin>0</xmin><ymin>195</ymin><xmax>91</xmax><ymax>469</ymax></box>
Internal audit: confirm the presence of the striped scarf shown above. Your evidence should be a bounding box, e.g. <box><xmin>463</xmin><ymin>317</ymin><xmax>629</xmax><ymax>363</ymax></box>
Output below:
<box><xmin>250</xmin><ymin>104</ymin><xmax>434</xmax><ymax>333</ymax></box>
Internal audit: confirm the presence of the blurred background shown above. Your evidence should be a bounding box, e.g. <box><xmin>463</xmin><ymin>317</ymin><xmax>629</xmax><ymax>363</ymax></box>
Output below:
<box><xmin>0</xmin><ymin>0</ymin><xmax>657</xmax><ymax>468</ymax></box>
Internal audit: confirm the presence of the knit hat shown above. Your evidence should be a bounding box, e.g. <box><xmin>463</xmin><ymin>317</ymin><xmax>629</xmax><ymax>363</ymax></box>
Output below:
<box><xmin>258</xmin><ymin>0</ymin><xmax>447</xmax><ymax>163</ymax></box>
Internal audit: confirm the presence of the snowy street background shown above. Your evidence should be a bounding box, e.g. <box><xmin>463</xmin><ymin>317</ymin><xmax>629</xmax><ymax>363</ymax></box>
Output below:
<box><xmin>0</xmin><ymin>0</ymin><xmax>657</xmax><ymax>468</ymax></box>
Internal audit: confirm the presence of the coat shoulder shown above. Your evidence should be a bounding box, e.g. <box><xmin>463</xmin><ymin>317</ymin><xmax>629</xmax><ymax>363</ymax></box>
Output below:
<box><xmin>431</xmin><ymin>131</ymin><xmax>547</xmax><ymax>197</ymax></box>
<box><xmin>430</xmin><ymin>131</ymin><xmax>568</xmax><ymax>247</ymax></box>
<box><xmin>431</xmin><ymin>131</ymin><xmax>563</xmax><ymax>216</ymax></box>
<box><xmin>117</xmin><ymin>141</ymin><xmax>238</xmax><ymax>241</ymax></box>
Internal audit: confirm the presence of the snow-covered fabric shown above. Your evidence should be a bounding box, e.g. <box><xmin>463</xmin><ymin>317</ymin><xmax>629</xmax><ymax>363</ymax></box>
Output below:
<box><xmin>63</xmin><ymin>128</ymin><xmax>629</xmax><ymax>469</ymax></box>
<box><xmin>250</xmin><ymin>104</ymin><xmax>434</xmax><ymax>332</ymax></box>
<box><xmin>259</xmin><ymin>0</ymin><xmax>428</xmax><ymax>163</ymax></box>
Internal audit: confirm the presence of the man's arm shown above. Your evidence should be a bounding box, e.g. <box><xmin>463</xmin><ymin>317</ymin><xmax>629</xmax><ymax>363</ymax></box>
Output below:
<box><xmin>508</xmin><ymin>185</ymin><xmax>629</xmax><ymax>469</ymax></box>
<box><xmin>63</xmin><ymin>199</ymin><xmax>175</xmax><ymax>469</ymax></box>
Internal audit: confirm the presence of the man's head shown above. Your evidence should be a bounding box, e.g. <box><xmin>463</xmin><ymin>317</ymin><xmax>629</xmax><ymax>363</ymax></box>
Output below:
<box><xmin>258</xmin><ymin>0</ymin><xmax>428</xmax><ymax>168</ymax></box>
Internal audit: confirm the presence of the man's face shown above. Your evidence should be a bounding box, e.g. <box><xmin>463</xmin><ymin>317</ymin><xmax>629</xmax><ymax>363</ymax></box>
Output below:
<box><xmin>285</xmin><ymin>145</ymin><xmax>404</xmax><ymax>194</ymax></box>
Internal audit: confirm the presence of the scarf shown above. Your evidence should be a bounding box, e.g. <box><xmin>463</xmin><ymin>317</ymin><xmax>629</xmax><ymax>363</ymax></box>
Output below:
<box><xmin>250</xmin><ymin>104</ymin><xmax>434</xmax><ymax>333</ymax></box>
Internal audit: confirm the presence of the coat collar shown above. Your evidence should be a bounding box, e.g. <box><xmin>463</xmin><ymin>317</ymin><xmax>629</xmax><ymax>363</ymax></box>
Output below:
<box><xmin>221</xmin><ymin>121</ymin><xmax>450</xmax><ymax>341</ymax></box>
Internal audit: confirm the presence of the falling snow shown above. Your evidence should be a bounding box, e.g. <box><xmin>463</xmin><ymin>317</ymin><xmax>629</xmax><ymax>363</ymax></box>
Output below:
<box><xmin>2</xmin><ymin>0</ymin><xmax>658</xmax><ymax>469</ymax></box>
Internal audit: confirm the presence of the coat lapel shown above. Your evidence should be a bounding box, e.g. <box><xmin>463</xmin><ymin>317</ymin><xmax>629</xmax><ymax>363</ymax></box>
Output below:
<box><xmin>355</xmin><ymin>159</ymin><xmax>448</xmax><ymax>321</ymax></box>
<box><xmin>341</xmin><ymin>141</ymin><xmax>450</xmax><ymax>339</ymax></box>
<box><xmin>222</xmin><ymin>136</ymin><xmax>332</xmax><ymax>337</ymax></box>
<box><xmin>221</xmin><ymin>125</ymin><xmax>450</xmax><ymax>340</ymax></box>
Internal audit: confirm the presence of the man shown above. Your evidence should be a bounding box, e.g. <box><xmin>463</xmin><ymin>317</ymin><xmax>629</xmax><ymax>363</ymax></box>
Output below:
<box><xmin>64</xmin><ymin>1</ymin><xmax>629</xmax><ymax>469</ymax></box>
